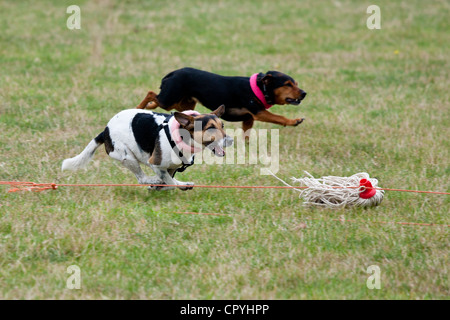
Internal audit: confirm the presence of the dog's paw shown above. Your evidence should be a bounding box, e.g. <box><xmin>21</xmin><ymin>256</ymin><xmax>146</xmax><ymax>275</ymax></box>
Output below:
<box><xmin>146</xmin><ymin>182</ymin><xmax>168</xmax><ymax>191</ymax></box>
<box><xmin>179</xmin><ymin>182</ymin><xmax>194</xmax><ymax>191</ymax></box>
<box><xmin>148</xmin><ymin>185</ymin><xmax>175</xmax><ymax>191</ymax></box>
<box><xmin>144</xmin><ymin>178</ymin><xmax>165</xmax><ymax>191</ymax></box>
<box><xmin>147</xmin><ymin>185</ymin><xmax>159</xmax><ymax>191</ymax></box>
<box><xmin>294</xmin><ymin>118</ymin><xmax>305</xmax><ymax>126</ymax></box>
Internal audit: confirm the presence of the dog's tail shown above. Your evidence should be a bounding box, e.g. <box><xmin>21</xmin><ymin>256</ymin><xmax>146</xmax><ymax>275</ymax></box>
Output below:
<box><xmin>61</xmin><ymin>130</ymin><xmax>106</xmax><ymax>171</ymax></box>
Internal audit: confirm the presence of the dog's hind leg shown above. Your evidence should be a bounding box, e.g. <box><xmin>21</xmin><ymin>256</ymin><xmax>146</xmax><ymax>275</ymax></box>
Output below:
<box><xmin>109</xmin><ymin>149</ymin><xmax>163</xmax><ymax>186</ymax></box>
<box><xmin>137</xmin><ymin>91</ymin><xmax>159</xmax><ymax>110</ymax></box>
<box><xmin>157</xmin><ymin>77</ymin><xmax>197</xmax><ymax>111</ymax></box>
<box><xmin>123</xmin><ymin>159</ymin><xmax>163</xmax><ymax>186</ymax></box>
<box><xmin>163</xmin><ymin>97</ymin><xmax>197</xmax><ymax>112</ymax></box>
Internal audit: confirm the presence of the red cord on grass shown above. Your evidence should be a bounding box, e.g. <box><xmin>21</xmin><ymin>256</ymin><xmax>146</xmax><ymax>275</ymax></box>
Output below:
<box><xmin>1</xmin><ymin>180</ymin><xmax>448</xmax><ymax>228</ymax></box>
<box><xmin>1</xmin><ymin>181</ymin><xmax>449</xmax><ymax>195</ymax></box>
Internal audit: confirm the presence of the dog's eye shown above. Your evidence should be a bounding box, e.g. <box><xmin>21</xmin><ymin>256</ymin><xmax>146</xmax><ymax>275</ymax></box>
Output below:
<box><xmin>221</xmin><ymin>123</ymin><xmax>224</xmax><ymax>128</ymax></box>
<box><xmin>285</xmin><ymin>83</ymin><xmax>293</xmax><ymax>87</ymax></box>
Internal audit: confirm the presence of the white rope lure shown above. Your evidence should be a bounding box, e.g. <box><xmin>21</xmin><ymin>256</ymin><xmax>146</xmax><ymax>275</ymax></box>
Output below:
<box><xmin>271</xmin><ymin>171</ymin><xmax>384</xmax><ymax>208</ymax></box>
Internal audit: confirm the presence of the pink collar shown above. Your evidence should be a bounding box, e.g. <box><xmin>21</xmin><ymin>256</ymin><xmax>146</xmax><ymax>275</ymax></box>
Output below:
<box><xmin>169</xmin><ymin>110</ymin><xmax>203</xmax><ymax>153</ymax></box>
<box><xmin>250</xmin><ymin>73</ymin><xmax>273</xmax><ymax>109</ymax></box>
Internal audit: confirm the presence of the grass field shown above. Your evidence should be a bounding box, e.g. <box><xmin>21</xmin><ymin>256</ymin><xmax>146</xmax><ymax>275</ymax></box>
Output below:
<box><xmin>0</xmin><ymin>0</ymin><xmax>448</xmax><ymax>299</ymax></box>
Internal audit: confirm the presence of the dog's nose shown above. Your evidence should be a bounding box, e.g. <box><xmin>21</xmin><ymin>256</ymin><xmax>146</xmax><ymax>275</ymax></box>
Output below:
<box><xmin>300</xmin><ymin>91</ymin><xmax>307</xmax><ymax>99</ymax></box>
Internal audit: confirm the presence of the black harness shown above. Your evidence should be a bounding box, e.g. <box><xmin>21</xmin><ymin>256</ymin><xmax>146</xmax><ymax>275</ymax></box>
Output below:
<box><xmin>158</xmin><ymin>116</ymin><xmax>195</xmax><ymax>176</ymax></box>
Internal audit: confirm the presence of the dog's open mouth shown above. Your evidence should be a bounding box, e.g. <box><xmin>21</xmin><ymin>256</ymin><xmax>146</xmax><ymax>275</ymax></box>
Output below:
<box><xmin>206</xmin><ymin>142</ymin><xmax>225</xmax><ymax>157</ymax></box>
<box><xmin>285</xmin><ymin>98</ymin><xmax>302</xmax><ymax>105</ymax></box>
<box><xmin>206</xmin><ymin>136</ymin><xmax>232</xmax><ymax>157</ymax></box>
<box><xmin>212</xmin><ymin>145</ymin><xmax>225</xmax><ymax>157</ymax></box>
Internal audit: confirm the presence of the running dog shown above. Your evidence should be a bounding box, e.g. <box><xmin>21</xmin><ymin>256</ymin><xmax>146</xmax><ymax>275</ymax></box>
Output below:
<box><xmin>136</xmin><ymin>67</ymin><xmax>307</xmax><ymax>133</ymax></box>
<box><xmin>62</xmin><ymin>105</ymin><xmax>232</xmax><ymax>191</ymax></box>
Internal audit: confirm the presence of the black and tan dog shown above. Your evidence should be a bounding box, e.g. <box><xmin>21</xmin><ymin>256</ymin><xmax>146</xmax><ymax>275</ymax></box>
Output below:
<box><xmin>62</xmin><ymin>105</ymin><xmax>232</xmax><ymax>191</ymax></box>
<box><xmin>137</xmin><ymin>67</ymin><xmax>307</xmax><ymax>133</ymax></box>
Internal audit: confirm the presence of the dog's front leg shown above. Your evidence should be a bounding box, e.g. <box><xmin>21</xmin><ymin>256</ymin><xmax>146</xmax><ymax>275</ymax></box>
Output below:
<box><xmin>253</xmin><ymin>110</ymin><xmax>304</xmax><ymax>127</ymax></box>
<box><xmin>172</xmin><ymin>177</ymin><xmax>194</xmax><ymax>191</ymax></box>
<box><xmin>150</xmin><ymin>167</ymin><xmax>194</xmax><ymax>191</ymax></box>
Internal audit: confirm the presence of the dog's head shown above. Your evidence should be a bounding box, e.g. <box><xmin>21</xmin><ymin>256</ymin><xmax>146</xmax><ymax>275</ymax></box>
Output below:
<box><xmin>259</xmin><ymin>71</ymin><xmax>307</xmax><ymax>106</ymax></box>
<box><xmin>173</xmin><ymin>105</ymin><xmax>233</xmax><ymax>157</ymax></box>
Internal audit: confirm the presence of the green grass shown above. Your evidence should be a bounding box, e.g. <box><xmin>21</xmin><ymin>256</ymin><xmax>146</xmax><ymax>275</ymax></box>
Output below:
<box><xmin>0</xmin><ymin>0</ymin><xmax>449</xmax><ymax>299</ymax></box>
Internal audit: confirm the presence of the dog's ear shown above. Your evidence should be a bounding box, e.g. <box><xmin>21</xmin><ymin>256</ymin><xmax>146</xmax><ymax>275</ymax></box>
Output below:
<box><xmin>174</xmin><ymin>112</ymin><xmax>194</xmax><ymax>127</ymax></box>
<box><xmin>261</xmin><ymin>73</ymin><xmax>274</xmax><ymax>86</ymax></box>
<box><xmin>211</xmin><ymin>105</ymin><xmax>225</xmax><ymax>118</ymax></box>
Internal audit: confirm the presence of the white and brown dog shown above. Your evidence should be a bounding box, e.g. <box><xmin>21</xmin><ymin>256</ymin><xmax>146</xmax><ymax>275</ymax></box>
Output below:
<box><xmin>62</xmin><ymin>105</ymin><xmax>232</xmax><ymax>190</ymax></box>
